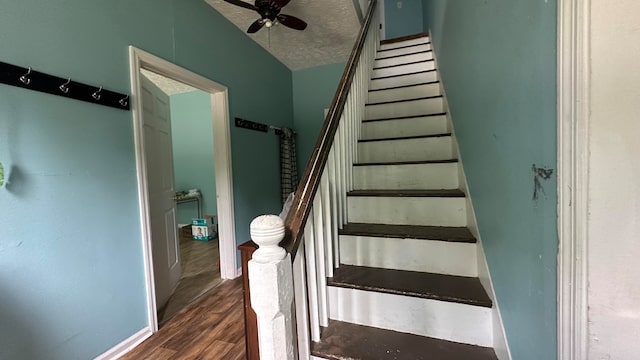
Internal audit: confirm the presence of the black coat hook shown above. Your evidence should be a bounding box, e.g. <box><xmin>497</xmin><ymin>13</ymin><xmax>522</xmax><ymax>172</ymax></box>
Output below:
<box><xmin>59</xmin><ymin>78</ymin><xmax>71</xmax><ymax>94</ymax></box>
<box><xmin>19</xmin><ymin>67</ymin><xmax>31</xmax><ymax>85</ymax></box>
<box><xmin>0</xmin><ymin>60</ymin><xmax>130</xmax><ymax>110</ymax></box>
<box><xmin>92</xmin><ymin>86</ymin><xmax>103</xmax><ymax>101</ymax></box>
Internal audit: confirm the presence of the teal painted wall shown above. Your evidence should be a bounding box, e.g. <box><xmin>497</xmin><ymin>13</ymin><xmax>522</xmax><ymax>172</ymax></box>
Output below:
<box><xmin>385</xmin><ymin>0</ymin><xmax>424</xmax><ymax>39</ymax></box>
<box><xmin>0</xmin><ymin>0</ymin><xmax>292</xmax><ymax>358</ymax></box>
<box><xmin>292</xmin><ymin>62</ymin><xmax>346</xmax><ymax>173</ymax></box>
<box><xmin>170</xmin><ymin>91</ymin><xmax>217</xmax><ymax>225</ymax></box>
<box><xmin>172</xmin><ymin>1</ymin><xmax>294</xmax><ymax>246</ymax></box>
<box><xmin>421</xmin><ymin>1</ymin><xmax>557</xmax><ymax>359</ymax></box>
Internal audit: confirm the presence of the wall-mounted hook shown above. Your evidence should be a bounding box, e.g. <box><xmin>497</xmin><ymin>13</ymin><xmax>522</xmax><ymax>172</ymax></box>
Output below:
<box><xmin>59</xmin><ymin>78</ymin><xmax>71</xmax><ymax>94</ymax></box>
<box><xmin>1</xmin><ymin>60</ymin><xmax>130</xmax><ymax>111</ymax></box>
<box><xmin>119</xmin><ymin>95</ymin><xmax>129</xmax><ymax>107</ymax></box>
<box><xmin>19</xmin><ymin>67</ymin><xmax>32</xmax><ymax>85</ymax></box>
<box><xmin>92</xmin><ymin>86</ymin><xmax>102</xmax><ymax>101</ymax></box>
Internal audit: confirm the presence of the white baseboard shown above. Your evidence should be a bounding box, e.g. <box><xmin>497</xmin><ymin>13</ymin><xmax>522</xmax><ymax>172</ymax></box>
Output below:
<box><xmin>429</xmin><ymin>32</ymin><xmax>512</xmax><ymax>359</ymax></box>
<box><xmin>475</xmin><ymin>239</ymin><xmax>512</xmax><ymax>360</ymax></box>
<box><xmin>94</xmin><ymin>327</ymin><xmax>152</xmax><ymax>360</ymax></box>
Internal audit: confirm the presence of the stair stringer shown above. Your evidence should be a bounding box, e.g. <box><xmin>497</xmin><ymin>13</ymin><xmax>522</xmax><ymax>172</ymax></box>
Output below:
<box><xmin>431</xmin><ymin>35</ymin><xmax>513</xmax><ymax>360</ymax></box>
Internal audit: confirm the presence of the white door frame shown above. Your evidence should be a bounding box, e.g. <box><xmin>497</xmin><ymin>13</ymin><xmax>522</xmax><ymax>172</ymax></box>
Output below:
<box><xmin>557</xmin><ymin>0</ymin><xmax>590</xmax><ymax>358</ymax></box>
<box><xmin>378</xmin><ymin>0</ymin><xmax>386</xmax><ymax>40</ymax></box>
<box><xmin>129</xmin><ymin>46</ymin><xmax>238</xmax><ymax>332</ymax></box>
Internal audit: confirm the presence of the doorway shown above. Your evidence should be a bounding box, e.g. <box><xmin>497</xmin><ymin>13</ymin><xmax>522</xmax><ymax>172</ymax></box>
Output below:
<box><xmin>129</xmin><ymin>47</ymin><xmax>238</xmax><ymax>332</ymax></box>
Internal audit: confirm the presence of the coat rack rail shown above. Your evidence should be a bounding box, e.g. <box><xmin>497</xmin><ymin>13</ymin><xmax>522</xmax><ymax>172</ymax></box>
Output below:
<box><xmin>234</xmin><ymin>117</ymin><xmax>295</xmax><ymax>135</ymax></box>
<box><xmin>0</xmin><ymin>61</ymin><xmax>130</xmax><ymax>111</ymax></box>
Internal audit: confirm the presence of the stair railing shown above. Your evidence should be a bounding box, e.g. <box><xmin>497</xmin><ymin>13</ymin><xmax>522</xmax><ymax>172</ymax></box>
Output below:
<box><xmin>246</xmin><ymin>2</ymin><xmax>380</xmax><ymax>359</ymax></box>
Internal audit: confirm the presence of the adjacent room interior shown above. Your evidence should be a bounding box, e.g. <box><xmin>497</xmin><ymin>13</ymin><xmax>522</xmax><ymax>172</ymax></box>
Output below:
<box><xmin>140</xmin><ymin>69</ymin><xmax>222</xmax><ymax>325</ymax></box>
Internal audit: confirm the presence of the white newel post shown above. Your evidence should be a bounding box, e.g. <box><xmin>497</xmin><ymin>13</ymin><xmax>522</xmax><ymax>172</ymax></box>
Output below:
<box><xmin>249</xmin><ymin>215</ymin><xmax>295</xmax><ymax>360</ymax></box>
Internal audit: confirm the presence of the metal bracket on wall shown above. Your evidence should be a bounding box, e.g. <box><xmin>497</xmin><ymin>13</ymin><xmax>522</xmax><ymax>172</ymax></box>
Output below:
<box><xmin>0</xmin><ymin>60</ymin><xmax>130</xmax><ymax>111</ymax></box>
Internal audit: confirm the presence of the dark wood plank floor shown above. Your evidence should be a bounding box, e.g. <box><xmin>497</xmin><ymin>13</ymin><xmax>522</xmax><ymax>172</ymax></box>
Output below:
<box><xmin>121</xmin><ymin>277</ymin><xmax>246</xmax><ymax>360</ymax></box>
<box><xmin>158</xmin><ymin>228</ymin><xmax>222</xmax><ymax>324</ymax></box>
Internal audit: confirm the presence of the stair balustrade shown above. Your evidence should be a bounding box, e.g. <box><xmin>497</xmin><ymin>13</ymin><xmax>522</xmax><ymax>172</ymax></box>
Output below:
<box><xmin>246</xmin><ymin>2</ymin><xmax>379</xmax><ymax>359</ymax></box>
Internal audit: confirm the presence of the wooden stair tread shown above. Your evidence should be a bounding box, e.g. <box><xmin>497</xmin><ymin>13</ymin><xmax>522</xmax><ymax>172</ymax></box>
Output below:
<box><xmin>339</xmin><ymin>223</ymin><xmax>476</xmax><ymax>243</ymax></box>
<box><xmin>380</xmin><ymin>32</ymin><xmax>429</xmax><ymax>45</ymax></box>
<box><xmin>373</xmin><ymin>59</ymin><xmax>434</xmax><ymax>70</ymax></box>
<box><xmin>353</xmin><ymin>159</ymin><xmax>458</xmax><ymax>166</ymax></box>
<box><xmin>312</xmin><ymin>320</ymin><xmax>497</xmax><ymax>360</ymax></box>
<box><xmin>371</xmin><ymin>69</ymin><xmax>436</xmax><ymax>80</ymax></box>
<box><xmin>328</xmin><ymin>265</ymin><xmax>492</xmax><ymax>307</ymax></box>
<box><xmin>359</xmin><ymin>133</ymin><xmax>451</xmax><ymax>143</ymax></box>
<box><xmin>347</xmin><ymin>189</ymin><xmax>465</xmax><ymax>197</ymax></box>
<box><xmin>376</xmin><ymin>49</ymin><xmax>433</xmax><ymax>61</ymax></box>
<box><xmin>368</xmin><ymin>80</ymin><xmax>439</xmax><ymax>92</ymax></box>
<box><xmin>377</xmin><ymin>42</ymin><xmax>432</xmax><ymax>53</ymax></box>
<box><xmin>366</xmin><ymin>95</ymin><xmax>443</xmax><ymax>106</ymax></box>
<box><xmin>362</xmin><ymin>111</ymin><xmax>447</xmax><ymax>122</ymax></box>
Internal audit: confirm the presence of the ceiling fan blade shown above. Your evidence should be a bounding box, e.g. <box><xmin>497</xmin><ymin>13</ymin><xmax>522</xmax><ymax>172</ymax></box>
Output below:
<box><xmin>272</xmin><ymin>0</ymin><xmax>291</xmax><ymax>9</ymax></box>
<box><xmin>277</xmin><ymin>14</ymin><xmax>307</xmax><ymax>31</ymax></box>
<box><xmin>247</xmin><ymin>19</ymin><xmax>265</xmax><ymax>33</ymax></box>
<box><xmin>223</xmin><ymin>0</ymin><xmax>258</xmax><ymax>11</ymax></box>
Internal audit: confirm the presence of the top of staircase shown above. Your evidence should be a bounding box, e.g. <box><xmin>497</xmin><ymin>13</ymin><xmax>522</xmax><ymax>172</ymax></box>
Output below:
<box><xmin>380</xmin><ymin>32</ymin><xmax>430</xmax><ymax>46</ymax></box>
<box><xmin>376</xmin><ymin>49</ymin><xmax>433</xmax><ymax>61</ymax></box>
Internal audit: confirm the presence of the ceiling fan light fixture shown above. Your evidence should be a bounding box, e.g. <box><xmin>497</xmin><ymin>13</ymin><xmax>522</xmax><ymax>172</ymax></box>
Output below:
<box><xmin>223</xmin><ymin>0</ymin><xmax>307</xmax><ymax>33</ymax></box>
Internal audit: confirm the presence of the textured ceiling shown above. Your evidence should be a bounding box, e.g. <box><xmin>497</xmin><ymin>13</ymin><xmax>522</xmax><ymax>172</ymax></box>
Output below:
<box><xmin>141</xmin><ymin>69</ymin><xmax>198</xmax><ymax>96</ymax></box>
<box><xmin>205</xmin><ymin>0</ymin><xmax>362</xmax><ymax>70</ymax></box>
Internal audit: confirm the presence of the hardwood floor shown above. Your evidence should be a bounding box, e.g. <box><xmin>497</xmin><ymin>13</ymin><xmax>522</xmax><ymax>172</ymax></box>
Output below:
<box><xmin>121</xmin><ymin>277</ymin><xmax>246</xmax><ymax>360</ymax></box>
<box><xmin>158</xmin><ymin>229</ymin><xmax>222</xmax><ymax>324</ymax></box>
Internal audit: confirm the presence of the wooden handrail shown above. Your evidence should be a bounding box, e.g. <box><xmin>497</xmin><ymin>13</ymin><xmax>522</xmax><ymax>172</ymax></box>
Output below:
<box><xmin>282</xmin><ymin>0</ymin><xmax>378</xmax><ymax>258</ymax></box>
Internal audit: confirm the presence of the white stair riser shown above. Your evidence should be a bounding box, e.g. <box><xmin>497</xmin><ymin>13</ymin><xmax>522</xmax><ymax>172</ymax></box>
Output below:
<box><xmin>361</xmin><ymin>115</ymin><xmax>448</xmax><ymax>140</ymax></box>
<box><xmin>377</xmin><ymin>43</ymin><xmax>432</xmax><ymax>59</ymax></box>
<box><xmin>328</xmin><ymin>287</ymin><xmax>492</xmax><ymax>347</ymax></box>
<box><xmin>340</xmin><ymin>235</ymin><xmax>478</xmax><ymax>276</ymax></box>
<box><xmin>347</xmin><ymin>196</ymin><xmax>467</xmax><ymax>227</ymax></box>
<box><xmin>375</xmin><ymin>51</ymin><xmax>434</xmax><ymax>68</ymax></box>
<box><xmin>370</xmin><ymin>71</ymin><xmax>438</xmax><ymax>90</ymax></box>
<box><xmin>379</xmin><ymin>37</ymin><xmax>430</xmax><ymax>51</ymax></box>
<box><xmin>365</xmin><ymin>97</ymin><xmax>444</xmax><ymax>120</ymax></box>
<box><xmin>358</xmin><ymin>136</ymin><xmax>453</xmax><ymax>163</ymax></box>
<box><xmin>368</xmin><ymin>83</ymin><xmax>441</xmax><ymax>103</ymax></box>
<box><xmin>353</xmin><ymin>163</ymin><xmax>459</xmax><ymax>190</ymax></box>
<box><xmin>373</xmin><ymin>61</ymin><xmax>435</xmax><ymax>78</ymax></box>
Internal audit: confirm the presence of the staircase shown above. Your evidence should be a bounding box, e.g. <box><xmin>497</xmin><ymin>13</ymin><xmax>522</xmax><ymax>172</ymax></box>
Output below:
<box><xmin>309</xmin><ymin>34</ymin><xmax>500</xmax><ymax>360</ymax></box>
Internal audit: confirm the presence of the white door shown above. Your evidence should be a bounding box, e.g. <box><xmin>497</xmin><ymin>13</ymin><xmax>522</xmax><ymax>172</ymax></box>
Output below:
<box><xmin>140</xmin><ymin>73</ymin><xmax>181</xmax><ymax>309</ymax></box>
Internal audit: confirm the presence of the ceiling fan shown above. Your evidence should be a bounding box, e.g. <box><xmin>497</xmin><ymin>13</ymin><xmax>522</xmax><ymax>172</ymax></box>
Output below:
<box><xmin>223</xmin><ymin>0</ymin><xmax>308</xmax><ymax>33</ymax></box>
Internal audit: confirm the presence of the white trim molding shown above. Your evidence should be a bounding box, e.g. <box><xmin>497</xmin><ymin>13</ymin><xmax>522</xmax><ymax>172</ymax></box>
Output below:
<box><xmin>93</xmin><ymin>327</ymin><xmax>152</xmax><ymax>360</ymax></box>
<box><xmin>429</xmin><ymin>38</ymin><xmax>511</xmax><ymax>359</ymax></box>
<box><xmin>557</xmin><ymin>0</ymin><xmax>590</xmax><ymax>359</ymax></box>
<box><xmin>129</xmin><ymin>46</ymin><xmax>239</xmax><ymax>333</ymax></box>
